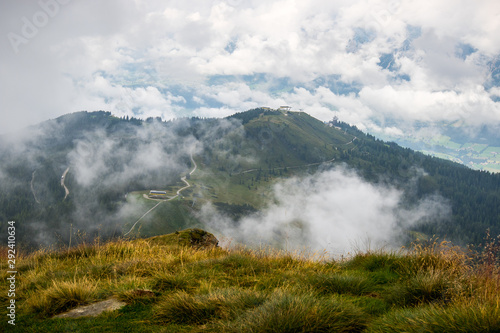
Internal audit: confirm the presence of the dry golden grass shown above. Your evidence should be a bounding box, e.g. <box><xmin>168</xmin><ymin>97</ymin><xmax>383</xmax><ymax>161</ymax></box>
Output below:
<box><xmin>24</xmin><ymin>277</ymin><xmax>98</xmax><ymax>316</ymax></box>
<box><xmin>2</xmin><ymin>230</ymin><xmax>499</xmax><ymax>332</ymax></box>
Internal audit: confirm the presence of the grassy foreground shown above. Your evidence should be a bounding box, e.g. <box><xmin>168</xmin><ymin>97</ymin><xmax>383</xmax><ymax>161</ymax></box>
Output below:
<box><xmin>1</xmin><ymin>230</ymin><xmax>499</xmax><ymax>332</ymax></box>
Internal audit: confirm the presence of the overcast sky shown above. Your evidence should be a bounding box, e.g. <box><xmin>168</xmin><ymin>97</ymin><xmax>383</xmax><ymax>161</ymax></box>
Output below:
<box><xmin>1</xmin><ymin>0</ymin><xmax>499</xmax><ymax>135</ymax></box>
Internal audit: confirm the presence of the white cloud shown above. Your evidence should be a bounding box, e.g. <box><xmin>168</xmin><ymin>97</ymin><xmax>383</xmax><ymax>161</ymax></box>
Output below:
<box><xmin>200</xmin><ymin>166</ymin><xmax>450</xmax><ymax>255</ymax></box>
<box><xmin>399</xmin><ymin>0</ymin><xmax>500</xmax><ymax>55</ymax></box>
<box><xmin>0</xmin><ymin>0</ymin><xmax>499</xmax><ymax>137</ymax></box>
<box><xmin>359</xmin><ymin>85</ymin><xmax>500</xmax><ymax>126</ymax></box>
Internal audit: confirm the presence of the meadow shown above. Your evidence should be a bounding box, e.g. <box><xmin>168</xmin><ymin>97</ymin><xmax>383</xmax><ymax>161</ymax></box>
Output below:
<box><xmin>1</xmin><ymin>229</ymin><xmax>499</xmax><ymax>332</ymax></box>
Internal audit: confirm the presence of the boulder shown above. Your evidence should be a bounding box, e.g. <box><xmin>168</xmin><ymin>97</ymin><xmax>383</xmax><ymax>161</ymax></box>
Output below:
<box><xmin>53</xmin><ymin>297</ymin><xmax>126</xmax><ymax>319</ymax></box>
<box><xmin>145</xmin><ymin>228</ymin><xmax>219</xmax><ymax>249</ymax></box>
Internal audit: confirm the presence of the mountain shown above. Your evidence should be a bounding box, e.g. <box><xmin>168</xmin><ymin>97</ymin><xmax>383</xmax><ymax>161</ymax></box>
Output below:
<box><xmin>0</xmin><ymin>109</ymin><xmax>499</xmax><ymax>249</ymax></box>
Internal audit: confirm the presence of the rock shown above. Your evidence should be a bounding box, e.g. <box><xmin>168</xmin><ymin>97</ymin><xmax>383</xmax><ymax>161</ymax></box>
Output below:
<box><xmin>145</xmin><ymin>228</ymin><xmax>219</xmax><ymax>249</ymax></box>
<box><xmin>53</xmin><ymin>297</ymin><xmax>126</xmax><ymax>319</ymax></box>
<box><xmin>185</xmin><ymin>228</ymin><xmax>219</xmax><ymax>249</ymax></box>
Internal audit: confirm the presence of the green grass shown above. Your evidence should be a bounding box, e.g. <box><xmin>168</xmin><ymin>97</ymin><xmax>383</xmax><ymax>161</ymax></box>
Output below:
<box><xmin>123</xmin><ymin>199</ymin><xmax>203</xmax><ymax>238</ymax></box>
<box><xmin>153</xmin><ymin>288</ymin><xmax>266</xmax><ymax>325</ymax></box>
<box><xmin>211</xmin><ymin>292</ymin><xmax>368</xmax><ymax>332</ymax></box>
<box><xmin>307</xmin><ymin>273</ymin><xmax>378</xmax><ymax>296</ymax></box>
<box><xmin>382</xmin><ymin>270</ymin><xmax>450</xmax><ymax>307</ymax></box>
<box><xmin>25</xmin><ymin>278</ymin><xmax>98</xmax><ymax>316</ymax></box>
<box><xmin>187</xmin><ymin>110</ymin><xmax>352</xmax><ymax>208</ymax></box>
<box><xmin>1</xmin><ymin>230</ymin><xmax>498</xmax><ymax>332</ymax></box>
<box><xmin>369</xmin><ymin>300</ymin><xmax>500</xmax><ymax>332</ymax></box>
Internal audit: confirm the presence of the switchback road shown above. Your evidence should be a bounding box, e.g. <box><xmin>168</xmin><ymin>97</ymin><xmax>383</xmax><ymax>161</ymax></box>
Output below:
<box><xmin>124</xmin><ymin>154</ymin><xmax>197</xmax><ymax>236</ymax></box>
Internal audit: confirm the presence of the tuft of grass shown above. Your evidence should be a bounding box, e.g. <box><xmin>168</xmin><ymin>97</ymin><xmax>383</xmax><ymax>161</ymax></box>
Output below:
<box><xmin>100</xmin><ymin>240</ymin><xmax>136</xmax><ymax>259</ymax></box>
<box><xmin>114</xmin><ymin>259</ymin><xmax>173</xmax><ymax>277</ymax></box>
<box><xmin>345</xmin><ymin>251</ymin><xmax>401</xmax><ymax>273</ymax></box>
<box><xmin>151</xmin><ymin>272</ymin><xmax>198</xmax><ymax>292</ymax></box>
<box><xmin>153</xmin><ymin>288</ymin><xmax>266</xmax><ymax>325</ymax></box>
<box><xmin>215</xmin><ymin>253</ymin><xmax>269</xmax><ymax>275</ymax></box>
<box><xmin>87</xmin><ymin>263</ymin><xmax>115</xmax><ymax>279</ymax></box>
<box><xmin>383</xmin><ymin>270</ymin><xmax>450</xmax><ymax>307</ymax></box>
<box><xmin>52</xmin><ymin>244</ymin><xmax>97</xmax><ymax>260</ymax></box>
<box><xmin>308</xmin><ymin>273</ymin><xmax>377</xmax><ymax>296</ymax></box>
<box><xmin>25</xmin><ymin>278</ymin><xmax>97</xmax><ymax>316</ymax></box>
<box><xmin>368</xmin><ymin>269</ymin><xmax>400</xmax><ymax>285</ymax></box>
<box><xmin>350</xmin><ymin>296</ymin><xmax>390</xmax><ymax>316</ymax></box>
<box><xmin>119</xmin><ymin>289</ymin><xmax>157</xmax><ymax>305</ymax></box>
<box><xmin>112</xmin><ymin>275</ymin><xmax>152</xmax><ymax>302</ymax></box>
<box><xmin>369</xmin><ymin>300</ymin><xmax>500</xmax><ymax>333</ymax></box>
<box><xmin>215</xmin><ymin>291</ymin><xmax>368</xmax><ymax>333</ymax></box>
<box><xmin>399</xmin><ymin>239</ymin><xmax>471</xmax><ymax>277</ymax></box>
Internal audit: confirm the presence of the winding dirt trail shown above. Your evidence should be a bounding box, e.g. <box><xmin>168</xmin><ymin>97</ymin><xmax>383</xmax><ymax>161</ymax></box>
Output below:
<box><xmin>345</xmin><ymin>136</ymin><xmax>357</xmax><ymax>145</ymax></box>
<box><xmin>233</xmin><ymin>157</ymin><xmax>336</xmax><ymax>176</ymax></box>
<box><xmin>61</xmin><ymin>167</ymin><xmax>70</xmax><ymax>200</ymax></box>
<box><xmin>176</xmin><ymin>154</ymin><xmax>197</xmax><ymax>196</ymax></box>
<box><xmin>123</xmin><ymin>154</ymin><xmax>197</xmax><ymax>236</ymax></box>
<box><xmin>124</xmin><ymin>146</ymin><xmax>342</xmax><ymax>237</ymax></box>
<box><xmin>232</xmin><ymin>134</ymin><xmax>355</xmax><ymax>176</ymax></box>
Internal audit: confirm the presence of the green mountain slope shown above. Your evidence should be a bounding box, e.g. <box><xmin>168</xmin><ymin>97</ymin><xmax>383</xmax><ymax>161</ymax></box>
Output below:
<box><xmin>189</xmin><ymin>110</ymin><xmax>355</xmax><ymax>208</ymax></box>
<box><xmin>0</xmin><ymin>109</ymin><xmax>499</xmax><ymax>248</ymax></box>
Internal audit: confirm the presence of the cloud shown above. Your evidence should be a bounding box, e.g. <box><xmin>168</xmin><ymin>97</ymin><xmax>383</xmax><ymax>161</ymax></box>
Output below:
<box><xmin>66</xmin><ymin>119</ymin><xmax>200</xmax><ymax>190</ymax></box>
<box><xmin>83</xmin><ymin>76</ymin><xmax>185</xmax><ymax>120</ymax></box>
<box><xmin>0</xmin><ymin>114</ymin><xmax>207</xmax><ymax>246</ymax></box>
<box><xmin>199</xmin><ymin>165</ymin><xmax>450</xmax><ymax>255</ymax></box>
<box><xmin>0</xmin><ymin>0</ymin><xmax>499</xmax><ymax>145</ymax></box>
<box><xmin>359</xmin><ymin>85</ymin><xmax>500</xmax><ymax>126</ymax></box>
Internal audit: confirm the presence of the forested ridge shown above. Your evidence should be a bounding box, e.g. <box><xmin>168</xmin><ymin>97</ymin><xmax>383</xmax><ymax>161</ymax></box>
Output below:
<box><xmin>0</xmin><ymin>109</ymin><xmax>498</xmax><ymax>248</ymax></box>
<box><xmin>335</xmin><ymin>121</ymin><xmax>500</xmax><ymax>244</ymax></box>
